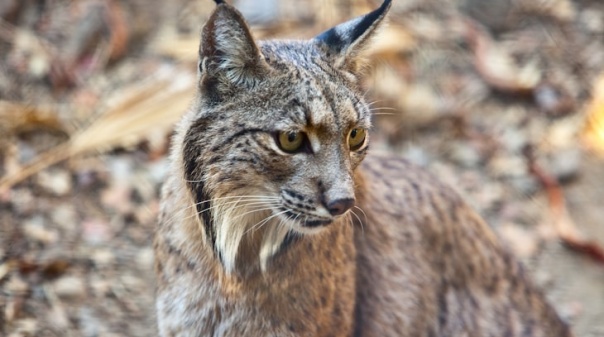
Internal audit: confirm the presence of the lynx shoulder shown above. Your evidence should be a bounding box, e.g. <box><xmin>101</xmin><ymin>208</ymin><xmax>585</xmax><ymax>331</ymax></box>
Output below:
<box><xmin>154</xmin><ymin>1</ymin><xmax>573</xmax><ymax>336</ymax></box>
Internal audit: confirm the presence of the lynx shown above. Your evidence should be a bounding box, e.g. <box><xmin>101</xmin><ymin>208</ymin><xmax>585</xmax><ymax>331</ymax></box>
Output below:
<box><xmin>153</xmin><ymin>0</ymin><xmax>573</xmax><ymax>336</ymax></box>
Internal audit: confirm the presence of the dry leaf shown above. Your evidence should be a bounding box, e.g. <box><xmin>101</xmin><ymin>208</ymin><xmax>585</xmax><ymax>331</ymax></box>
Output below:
<box><xmin>0</xmin><ymin>70</ymin><xmax>194</xmax><ymax>191</ymax></box>
<box><xmin>584</xmin><ymin>75</ymin><xmax>604</xmax><ymax>154</ymax></box>
<box><xmin>0</xmin><ymin>101</ymin><xmax>65</xmax><ymax>134</ymax></box>
<box><xmin>526</xmin><ymin>147</ymin><xmax>604</xmax><ymax>264</ymax></box>
<box><xmin>464</xmin><ymin>19</ymin><xmax>541</xmax><ymax>93</ymax></box>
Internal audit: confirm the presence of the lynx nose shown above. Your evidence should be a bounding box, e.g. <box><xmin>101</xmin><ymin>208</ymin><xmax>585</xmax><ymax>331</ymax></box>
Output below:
<box><xmin>327</xmin><ymin>198</ymin><xmax>355</xmax><ymax>216</ymax></box>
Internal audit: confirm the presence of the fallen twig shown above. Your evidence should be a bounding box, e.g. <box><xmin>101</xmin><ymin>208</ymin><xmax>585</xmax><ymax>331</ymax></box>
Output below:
<box><xmin>524</xmin><ymin>146</ymin><xmax>604</xmax><ymax>263</ymax></box>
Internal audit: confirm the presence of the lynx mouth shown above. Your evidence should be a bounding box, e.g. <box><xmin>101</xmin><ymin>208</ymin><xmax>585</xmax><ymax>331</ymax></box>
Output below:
<box><xmin>303</xmin><ymin>219</ymin><xmax>332</xmax><ymax>227</ymax></box>
<box><xmin>278</xmin><ymin>208</ymin><xmax>333</xmax><ymax>230</ymax></box>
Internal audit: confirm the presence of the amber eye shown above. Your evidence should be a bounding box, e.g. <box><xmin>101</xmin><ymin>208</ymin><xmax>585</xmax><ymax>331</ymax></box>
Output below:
<box><xmin>277</xmin><ymin>131</ymin><xmax>305</xmax><ymax>153</ymax></box>
<box><xmin>348</xmin><ymin>128</ymin><xmax>366</xmax><ymax>151</ymax></box>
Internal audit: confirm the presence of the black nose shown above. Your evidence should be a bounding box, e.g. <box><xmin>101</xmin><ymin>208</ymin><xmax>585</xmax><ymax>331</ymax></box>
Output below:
<box><xmin>327</xmin><ymin>198</ymin><xmax>355</xmax><ymax>216</ymax></box>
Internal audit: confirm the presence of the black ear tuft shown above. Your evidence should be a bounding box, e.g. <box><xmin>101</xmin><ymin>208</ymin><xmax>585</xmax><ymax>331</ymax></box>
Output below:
<box><xmin>315</xmin><ymin>0</ymin><xmax>391</xmax><ymax>69</ymax></box>
<box><xmin>213</xmin><ymin>0</ymin><xmax>225</xmax><ymax>4</ymax></box>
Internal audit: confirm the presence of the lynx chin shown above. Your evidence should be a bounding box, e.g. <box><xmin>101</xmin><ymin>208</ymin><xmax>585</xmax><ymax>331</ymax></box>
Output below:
<box><xmin>154</xmin><ymin>0</ymin><xmax>574</xmax><ymax>336</ymax></box>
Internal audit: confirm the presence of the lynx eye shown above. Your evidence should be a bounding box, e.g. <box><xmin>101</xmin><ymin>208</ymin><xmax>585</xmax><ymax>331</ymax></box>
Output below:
<box><xmin>348</xmin><ymin>128</ymin><xmax>366</xmax><ymax>151</ymax></box>
<box><xmin>277</xmin><ymin>131</ymin><xmax>305</xmax><ymax>153</ymax></box>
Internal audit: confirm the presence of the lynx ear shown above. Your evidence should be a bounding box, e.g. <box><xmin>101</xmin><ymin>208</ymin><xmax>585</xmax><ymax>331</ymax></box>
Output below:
<box><xmin>315</xmin><ymin>0</ymin><xmax>391</xmax><ymax>71</ymax></box>
<box><xmin>199</xmin><ymin>2</ymin><xmax>268</xmax><ymax>89</ymax></box>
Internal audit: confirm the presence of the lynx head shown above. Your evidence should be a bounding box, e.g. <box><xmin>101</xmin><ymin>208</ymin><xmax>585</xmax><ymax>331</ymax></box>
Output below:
<box><xmin>181</xmin><ymin>0</ymin><xmax>391</xmax><ymax>273</ymax></box>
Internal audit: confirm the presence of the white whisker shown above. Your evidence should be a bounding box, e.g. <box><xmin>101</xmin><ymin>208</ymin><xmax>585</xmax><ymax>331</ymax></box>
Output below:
<box><xmin>349</xmin><ymin>210</ymin><xmax>364</xmax><ymax>235</ymax></box>
<box><xmin>231</xmin><ymin>206</ymin><xmax>277</xmax><ymax>225</ymax></box>
<box><xmin>161</xmin><ymin>195</ymin><xmax>279</xmax><ymax>226</ymax></box>
<box><xmin>353</xmin><ymin>205</ymin><xmax>368</xmax><ymax>220</ymax></box>
<box><xmin>244</xmin><ymin>209</ymin><xmax>288</xmax><ymax>236</ymax></box>
<box><xmin>259</xmin><ymin>210</ymin><xmax>293</xmax><ymax>272</ymax></box>
<box><xmin>197</xmin><ymin>199</ymin><xmax>276</xmax><ymax>215</ymax></box>
<box><xmin>369</xmin><ymin>106</ymin><xmax>396</xmax><ymax>111</ymax></box>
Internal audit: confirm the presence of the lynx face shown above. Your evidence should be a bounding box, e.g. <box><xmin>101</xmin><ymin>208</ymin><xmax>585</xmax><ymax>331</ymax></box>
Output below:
<box><xmin>182</xmin><ymin>1</ymin><xmax>390</xmax><ymax>272</ymax></box>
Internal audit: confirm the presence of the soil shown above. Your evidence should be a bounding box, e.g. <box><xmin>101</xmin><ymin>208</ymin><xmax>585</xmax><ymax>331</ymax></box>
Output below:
<box><xmin>1</xmin><ymin>0</ymin><xmax>603</xmax><ymax>336</ymax></box>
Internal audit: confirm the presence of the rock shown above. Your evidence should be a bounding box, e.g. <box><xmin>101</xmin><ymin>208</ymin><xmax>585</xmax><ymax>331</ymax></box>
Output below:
<box><xmin>473</xmin><ymin>180</ymin><xmax>504</xmax><ymax>210</ymax></box>
<box><xmin>37</xmin><ymin>169</ymin><xmax>72</xmax><ymax>196</ymax></box>
<box><xmin>499</xmin><ymin>127</ymin><xmax>528</xmax><ymax>153</ymax></box>
<box><xmin>509</xmin><ymin>176</ymin><xmax>540</xmax><ymax>195</ymax></box>
<box><xmin>52</xmin><ymin>275</ymin><xmax>86</xmax><ymax>299</ymax></box>
<box><xmin>10</xmin><ymin>188</ymin><xmax>35</xmax><ymax>215</ymax></box>
<box><xmin>90</xmin><ymin>276</ymin><xmax>111</xmax><ymax>297</ymax></box>
<box><xmin>581</xmin><ymin>8</ymin><xmax>604</xmax><ymax>33</ymax></box>
<box><xmin>148</xmin><ymin>158</ymin><xmax>169</xmax><ymax>185</ymax></box>
<box><xmin>50</xmin><ymin>204</ymin><xmax>78</xmax><ymax>233</ymax></box>
<box><xmin>78</xmin><ymin>307</ymin><xmax>102</xmax><ymax>337</ymax></box>
<box><xmin>136</xmin><ymin>247</ymin><xmax>154</xmax><ymax>271</ymax></box>
<box><xmin>101</xmin><ymin>185</ymin><xmax>133</xmax><ymax>214</ymax></box>
<box><xmin>23</xmin><ymin>216</ymin><xmax>58</xmax><ymax>244</ymax></box>
<box><xmin>12</xmin><ymin>318</ymin><xmax>38</xmax><ymax>336</ymax></box>
<box><xmin>534</xmin><ymin>84</ymin><xmax>574</xmax><ymax>117</ymax></box>
<box><xmin>47</xmin><ymin>304</ymin><xmax>70</xmax><ymax>330</ymax></box>
<box><xmin>120</xmin><ymin>273</ymin><xmax>144</xmax><ymax>291</ymax></box>
<box><xmin>131</xmin><ymin>174</ymin><xmax>155</xmax><ymax>203</ymax></box>
<box><xmin>399</xmin><ymin>83</ymin><xmax>443</xmax><ymax>126</ymax></box>
<box><xmin>108</xmin><ymin>156</ymin><xmax>134</xmax><ymax>184</ymax></box>
<box><xmin>459</xmin><ymin>0</ymin><xmax>512</xmax><ymax>30</ymax></box>
<box><xmin>17</xmin><ymin>140</ymin><xmax>37</xmax><ymax>163</ymax></box>
<box><xmin>548</xmin><ymin>147</ymin><xmax>581</xmax><ymax>182</ymax></box>
<box><xmin>488</xmin><ymin>154</ymin><xmax>527</xmax><ymax>178</ymax></box>
<box><xmin>5</xmin><ymin>275</ymin><xmax>29</xmax><ymax>295</ymax></box>
<box><xmin>558</xmin><ymin>301</ymin><xmax>584</xmax><ymax>321</ymax></box>
<box><xmin>134</xmin><ymin>201</ymin><xmax>159</xmax><ymax>226</ymax></box>
<box><xmin>91</xmin><ymin>249</ymin><xmax>116</xmax><ymax>267</ymax></box>
<box><xmin>81</xmin><ymin>218</ymin><xmax>113</xmax><ymax>245</ymax></box>
<box><xmin>498</xmin><ymin>223</ymin><xmax>539</xmax><ymax>258</ymax></box>
<box><xmin>448</xmin><ymin>141</ymin><xmax>482</xmax><ymax>168</ymax></box>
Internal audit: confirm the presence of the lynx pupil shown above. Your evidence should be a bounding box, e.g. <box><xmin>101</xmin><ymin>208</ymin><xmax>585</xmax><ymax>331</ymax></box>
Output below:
<box><xmin>348</xmin><ymin>128</ymin><xmax>366</xmax><ymax>150</ymax></box>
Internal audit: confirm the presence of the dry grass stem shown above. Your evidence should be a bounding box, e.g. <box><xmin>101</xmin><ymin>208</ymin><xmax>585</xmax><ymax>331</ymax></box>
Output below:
<box><xmin>0</xmin><ymin>71</ymin><xmax>194</xmax><ymax>190</ymax></box>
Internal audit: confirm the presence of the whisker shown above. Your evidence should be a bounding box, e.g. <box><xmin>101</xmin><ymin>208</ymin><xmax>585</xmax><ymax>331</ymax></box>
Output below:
<box><xmin>196</xmin><ymin>199</ymin><xmax>277</xmax><ymax>215</ymax></box>
<box><xmin>162</xmin><ymin>196</ymin><xmax>279</xmax><ymax>223</ymax></box>
<box><xmin>282</xmin><ymin>211</ymin><xmax>300</xmax><ymax>228</ymax></box>
<box><xmin>177</xmin><ymin>195</ymin><xmax>279</xmax><ymax>214</ymax></box>
<box><xmin>230</xmin><ymin>206</ymin><xmax>277</xmax><ymax>223</ymax></box>
<box><xmin>352</xmin><ymin>205</ymin><xmax>367</xmax><ymax>235</ymax></box>
<box><xmin>162</xmin><ymin>198</ymin><xmax>278</xmax><ymax>227</ymax></box>
<box><xmin>161</xmin><ymin>199</ymin><xmax>254</xmax><ymax>221</ymax></box>
<box><xmin>197</xmin><ymin>195</ymin><xmax>280</xmax><ymax>204</ymax></box>
<box><xmin>366</xmin><ymin>99</ymin><xmax>386</xmax><ymax>107</ymax></box>
<box><xmin>245</xmin><ymin>210</ymin><xmax>289</xmax><ymax>236</ymax></box>
<box><xmin>349</xmin><ymin>210</ymin><xmax>365</xmax><ymax>235</ymax></box>
<box><xmin>353</xmin><ymin>205</ymin><xmax>368</xmax><ymax>221</ymax></box>
<box><xmin>369</xmin><ymin>106</ymin><xmax>396</xmax><ymax>111</ymax></box>
<box><xmin>362</xmin><ymin>86</ymin><xmax>372</xmax><ymax>98</ymax></box>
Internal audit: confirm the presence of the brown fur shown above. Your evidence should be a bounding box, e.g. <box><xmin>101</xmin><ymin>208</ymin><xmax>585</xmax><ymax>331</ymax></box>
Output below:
<box><xmin>154</xmin><ymin>1</ymin><xmax>573</xmax><ymax>336</ymax></box>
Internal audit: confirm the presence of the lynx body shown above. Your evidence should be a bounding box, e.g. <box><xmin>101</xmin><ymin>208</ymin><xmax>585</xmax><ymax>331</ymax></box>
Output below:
<box><xmin>154</xmin><ymin>1</ymin><xmax>572</xmax><ymax>336</ymax></box>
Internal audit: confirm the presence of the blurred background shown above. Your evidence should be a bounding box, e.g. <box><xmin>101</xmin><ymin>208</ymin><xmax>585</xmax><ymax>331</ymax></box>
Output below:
<box><xmin>1</xmin><ymin>0</ymin><xmax>604</xmax><ymax>336</ymax></box>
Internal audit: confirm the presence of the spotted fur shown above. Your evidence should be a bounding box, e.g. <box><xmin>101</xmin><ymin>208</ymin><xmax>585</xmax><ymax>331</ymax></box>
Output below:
<box><xmin>154</xmin><ymin>1</ymin><xmax>573</xmax><ymax>336</ymax></box>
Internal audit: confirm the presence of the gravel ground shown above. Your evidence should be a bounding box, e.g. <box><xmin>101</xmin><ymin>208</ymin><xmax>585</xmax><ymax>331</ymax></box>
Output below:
<box><xmin>1</xmin><ymin>0</ymin><xmax>604</xmax><ymax>336</ymax></box>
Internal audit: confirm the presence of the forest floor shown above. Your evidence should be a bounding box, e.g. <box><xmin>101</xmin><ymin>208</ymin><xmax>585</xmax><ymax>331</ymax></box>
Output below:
<box><xmin>1</xmin><ymin>0</ymin><xmax>604</xmax><ymax>336</ymax></box>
